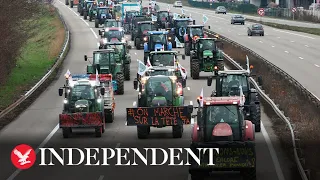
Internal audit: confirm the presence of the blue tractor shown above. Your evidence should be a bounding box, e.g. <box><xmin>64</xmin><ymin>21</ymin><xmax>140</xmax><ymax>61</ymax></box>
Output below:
<box><xmin>167</xmin><ymin>18</ymin><xmax>194</xmax><ymax>48</ymax></box>
<box><xmin>143</xmin><ymin>31</ymin><xmax>172</xmax><ymax>63</ymax></box>
<box><xmin>95</xmin><ymin>7</ymin><xmax>112</xmax><ymax>28</ymax></box>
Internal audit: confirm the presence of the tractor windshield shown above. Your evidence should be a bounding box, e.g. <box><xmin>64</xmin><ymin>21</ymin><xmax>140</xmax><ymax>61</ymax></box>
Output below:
<box><xmin>191</xmin><ymin>27</ymin><xmax>203</xmax><ymax>37</ymax></box>
<box><xmin>98</xmin><ymin>8</ymin><xmax>108</xmax><ymax>14</ymax></box>
<box><xmin>86</xmin><ymin>2</ymin><xmax>93</xmax><ymax>9</ymax></box>
<box><xmin>145</xmin><ymin>77</ymin><xmax>173</xmax><ymax>106</ymax></box>
<box><xmin>104</xmin><ymin>21</ymin><xmax>119</xmax><ymax>27</ymax></box>
<box><xmin>158</xmin><ymin>12</ymin><xmax>168</xmax><ymax>21</ymax></box>
<box><xmin>205</xmin><ymin>105</ymin><xmax>241</xmax><ymax>141</ymax></box>
<box><xmin>199</xmin><ymin>40</ymin><xmax>216</xmax><ymax>51</ymax></box>
<box><xmin>140</xmin><ymin>23</ymin><xmax>154</xmax><ymax>34</ymax></box>
<box><xmin>70</xmin><ymin>85</ymin><xmax>95</xmax><ymax>101</ymax></box>
<box><xmin>104</xmin><ymin>30</ymin><xmax>123</xmax><ymax>40</ymax></box>
<box><xmin>142</xmin><ymin>7</ymin><xmax>149</xmax><ymax>14</ymax></box>
<box><xmin>176</xmin><ymin>20</ymin><xmax>188</xmax><ymax>28</ymax></box>
<box><xmin>151</xmin><ymin>53</ymin><xmax>175</xmax><ymax>66</ymax></box>
<box><xmin>220</xmin><ymin>75</ymin><xmax>249</xmax><ymax>96</ymax></box>
<box><xmin>146</xmin><ymin>69</ymin><xmax>175</xmax><ymax>76</ymax></box>
<box><xmin>106</xmin><ymin>44</ymin><xmax>124</xmax><ymax>55</ymax></box>
<box><xmin>150</xmin><ymin>34</ymin><xmax>166</xmax><ymax>47</ymax></box>
<box><xmin>94</xmin><ymin>52</ymin><xmax>115</xmax><ymax>65</ymax></box>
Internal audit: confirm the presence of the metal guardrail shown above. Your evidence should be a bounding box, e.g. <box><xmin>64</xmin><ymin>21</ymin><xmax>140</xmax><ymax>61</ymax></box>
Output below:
<box><xmin>204</xmin><ymin>29</ymin><xmax>310</xmax><ymax>180</ymax></box>
<box><xmin>0</xmin><ymin>8</ymin><xmax>70</xmax><ymax>119</ymax></box>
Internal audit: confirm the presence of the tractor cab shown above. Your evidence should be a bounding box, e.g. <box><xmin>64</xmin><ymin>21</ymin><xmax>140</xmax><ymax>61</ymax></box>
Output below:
<box><xmin>98</xmin><ymin>20</ymin><xmax>122</xmax><ymax>36</ymax></box>
<box><xmin>144</xmin><ymin>31</ymin><xmax>172</xmax><ymax>52</ymax></box>
<box><xmin>184</xmin><ymin>25</ymin><xmax>209</xmax><ymax>55</ymax></box>
<box><xmin>207</xmin><ymin>69</ymin><xmax>262</xmax><ymax>132</ymax></box>
<box><xmin>124</xmin><ymin>10</ymin><xmax>140</xmax><ymax>24</ymax></box>
<box><xmin>194</xmin><ymin>38</ymin><xmax>218</xmax><ymax>59</ymax></box>
<box><xmin>149</xmin><ymin>50</ymin><xmax>184</xmax><ymax>67</ymax></box>
<box><xmin>95</xmin><ymin>7</ymin><xmax>112</xmax><ymax>27</ymax></box>
<box><xmin>100</xmin><ymin>27</ymin><xmax>125</xmax><ymax>43</ymax></box>
<box><xmin>133</xmin><ymin>21</ymin><xmax>157</xmax><ymax>49</ymax></box>
<box><xmin>104</xmin><ymin>42</ymin><xmax>131</xmax><ymax>58</ymax></box>
<box><xmin>131</xmin><ymin>15</ymin><xmax>152</xmax><ymax>31</ymax></box>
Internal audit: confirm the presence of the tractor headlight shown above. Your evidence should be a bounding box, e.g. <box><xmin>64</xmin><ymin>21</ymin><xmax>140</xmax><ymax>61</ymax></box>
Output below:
<box><xmin>143</xmin><ymin>37</ymin><xmax>147</xmax><ymax>41</ymax></box>
<box><xmin>209</xmin><ymin>56</ymin><xmax>213</xmax><ymax>58</ymax></box>
<box><xmin>168</xmin><ymin>37</ymin><xmax>171</xmax><ymax>40</ymax></box>
<box><xmin>97</xmin><ymin>98</ymin><xmax>102</xmax><ymax>103</ymax></box>
<box><xmin>63</xmin><ymin>99</ymin><xmax>68</xmax><ymax>104</ymax></box>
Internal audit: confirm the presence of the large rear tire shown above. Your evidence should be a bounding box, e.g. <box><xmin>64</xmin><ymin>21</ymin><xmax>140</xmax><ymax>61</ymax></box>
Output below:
<box><xmin>95</xmin><ymin>126</ymin><xmax>102</xmax><ymax>137</ymax></box>
<box><xmin>95</xmin><ymin>19</ymin><xmax>99</xmax><ymax>28</ymax></box>
<box><xmin>135</xmin><ymin>38</ymin><xmax>141</xmax><ymax>50</ymax></box>
<box><xmin>83</xmin><ymin>11</ymin><xmax>87</xmax><ymax>20</ymax></box>
<box><xmin>65</xmin><ymin>0</ymin><xmax>69</xmax><ymax>5</ymax></box>
<box><xmin>250</xmin><ymin>103</ymin><xmax>261</xmax><ymax>132</ymax></box>
<box><xmin>105</xmin><ymin>111</ymin><xmax>114</xmax><ymax>123</ymax></box>
<box><xmin>191</xmin><ymin>61</ymin><xmax>200</xmax><ymax>79</ymax></box>
<box><xmin>116</xmin><ymin>73</ymin><xmax>124</xmax><ymax>95</ymax></box>
<box><xmin>124</xmin><ymin>63</ymin><xmax>130</xmax><ymax>80</ymax></box>
<box><xmin>185</xmin><ymin>42</ymin><xmax>191</xmax><ymax>56</ymax></box>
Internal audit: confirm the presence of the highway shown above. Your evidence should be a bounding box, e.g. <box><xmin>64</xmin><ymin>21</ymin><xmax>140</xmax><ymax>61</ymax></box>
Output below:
<box><xmin>190</xmin><ymin>0</ymin><xmax>320</xmax><ymax>28</ymax></box>
<box><xmin>157</xmin><ymin>1</ymin><xmax>320</xmax><ymax>99</ymax></box>
<box><xmin>0</xmin><ymin>1</ymin><xmax>293</xmax><ymax>180</ymax></box>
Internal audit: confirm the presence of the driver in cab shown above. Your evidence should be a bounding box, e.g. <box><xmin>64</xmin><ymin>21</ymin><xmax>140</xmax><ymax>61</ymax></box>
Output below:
<box><xmin>81</xmin><ymin>86</ymin><xmax>94</xmax><ymax>99</ymax></box>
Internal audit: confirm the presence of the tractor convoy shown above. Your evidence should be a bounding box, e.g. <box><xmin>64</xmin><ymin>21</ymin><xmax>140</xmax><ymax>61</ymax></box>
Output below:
<box><xmin>58</xmin><ymin>1</ymin><xmax>260</xmax><ymax>179</ymax></box>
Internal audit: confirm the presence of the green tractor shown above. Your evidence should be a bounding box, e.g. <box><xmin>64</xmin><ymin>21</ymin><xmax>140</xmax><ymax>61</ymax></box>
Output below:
<box><xmin>147</xmin><ymin>50</ymin><xmax>187</xmax><ymax>88</ymax></box>
<box><xmin>130</xmin><ymin>76</ymin><xmax>193</xmax><ymax>139</ymax></box>
<box><xmin>190</xmin><ymin>38</ymin><xmax>224</xmax><ymax>79</ymax></box>
<box><xmin>58</xmin><ymin>75</ymin><xmax>106</xmax><ymax>138</ymax></box>
<box><xmin>82</xmin><ymin>1</ymin><xmax>95</xmax><ymax>19</ymax></box>
<box><xmin>87</xmin><ymin>2</ymin><xmax>98</xmax><ymax>21</ymax></box>
<box><xmin>103</xmin><ymin>42</ymin><xmax>132</xmax><ymax>80</ymax></box>
<box><xmin>207</xmin><ymin>68</ymin><xmax>262</xmax><ymax>132</ymax></box>
<box><xmin>84</xmin><ymin>49</ymin><xmax>125</xmax><ymax>95</ymax></box>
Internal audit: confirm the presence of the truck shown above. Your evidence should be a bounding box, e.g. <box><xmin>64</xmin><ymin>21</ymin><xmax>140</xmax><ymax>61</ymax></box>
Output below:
<box><xmin>58</xmin><ymin>74</ymin><xmax>106</xmax><ymax>138</ymax></box>
<box><xmin>189</xmin><ymin>95</ymin><xmax>256</xmax><ymax>179</ymax></box>
<box><xmin>129</xmin><ymin>75</ymin><xmax>193</xmax><ymax>138</ymax></box>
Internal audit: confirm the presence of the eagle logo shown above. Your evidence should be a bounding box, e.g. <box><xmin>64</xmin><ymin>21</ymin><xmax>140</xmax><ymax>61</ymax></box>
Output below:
<box><xmin>11</xmin><ymin>144</ymin><xmax>36</xmax><ymax>169</ymax></box>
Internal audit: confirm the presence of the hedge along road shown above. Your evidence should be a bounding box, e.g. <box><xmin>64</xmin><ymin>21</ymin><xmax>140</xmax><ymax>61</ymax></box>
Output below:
<box><xmin>157</xmin><ymin>1</ymin><xmax>320</xmax><ymax>98</ymax></box>
<box><xmin>0</xmin><ymin>1</ymin><xmax>289</xmax><ymax>180</ymax></box>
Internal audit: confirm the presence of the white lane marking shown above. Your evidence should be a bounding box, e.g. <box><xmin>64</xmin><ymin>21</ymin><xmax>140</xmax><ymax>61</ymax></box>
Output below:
<box><xmin>271</xmin><ymin>45</ymin><xmax>275</xmax><ymax>48</ymax></box>
<box><xmin>90</xmin><ymin>28</ymin><xmax>98</xmax><ymax>39</ymax></box>
<box><xmin>277</xmin><ymin>37</ymin><xmax>281</xmax><ymax>38</ymax></box>
<box><xmin>187</xmin><ymin>87</ymin><xmax>190</xmax><ymax>91</ymax></box>
<box><xmin>133</xmin><ymin>101</ymin><xmax>137</xmax><ymax>107</ymax></box>
<box><xmin>57</xmin><ymin>0</ymin><xmax>79</xmax><ymax>16</ymax></box>
<box><xmin>265</xmin><ymin>33</ymin><xmax>269</xmax><ymax>35</ymax></box>
<box><xmin>273</xmin><ymin>28</ymin><xmax>316</xmax><ymax>40</ymax></box>
<box><xmin>189</xmin><ymin>101</ymin><xmax>193</xmax><ymax>105</ymax></box>
<box><xmin>238</xmin><ymin>33</ymin><xmax>241</xmax><ymax>35</ymax></box>
<box><xmin>7</xmin><ymin>124</ymin><xmax>60</xmax><ymax>180</ymax></box>
<box><xmin>261</xmin><ymin>122</ymin><xmax>286</xmax><ymax>180</ymax></box>
<box><xmin>284</xmin><ymin>51</ymin><xmax>289</xmax><ymax>53</ymax></box>
<box><xmin>299</xmin><ymin>57</ymin><xmax>304</xmax><ymax>60</ymax></box>
<box><xmin>218</xmin><ymin>27</ymin><xmax>221</xmax><ymax>29</ymax></box>
<box><xmin>248</xmin><ymin>37</ymin><xmax>251</xmax><ymax>39</ymax></box>
<box><xmin>98</xmin><ymin>175</ymin><xmax>104</xmax><ymax>180</ymax></box>
<box><xmin>305</xmin><ymin>45</ymin><xmax>309</xmax><ymax>47</ymax></box>
<box><xmin>80</xmin><ymin>18</ymin><xmax>90</xmax><ymax>26</ymax></box>
<box><xmin>259</xmin><ymin>41</ymin><xmax>263</xmax><ymax>43</ymax></box>
<box><xmin>116</xmin><ymin>143</ymin><xmax>121</xmax><ymax>148</ymax></box>
<box><xmin>315</xmin><ymin>64</ymin><xmax>320</xmax><ymax>67</ymax></box>
<box><xmin>125</xmin><ymin>121</ymin><xmax>127</xmax><ymax>125</ymax></box>
<box><xmin>135</xmin><ymin>52</ymin><xmax>137</xmax><ymax>55</ymax></box>
<box><xmin>290</xmin><ymin>40</ymin><xmax>295</xmax><ymax>43</ymax></box>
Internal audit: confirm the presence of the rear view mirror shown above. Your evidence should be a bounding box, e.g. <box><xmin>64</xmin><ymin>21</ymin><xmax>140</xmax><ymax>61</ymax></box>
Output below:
<box><xmin>84</xmin><ymin>55</ymin><xmax>88</xmax><ymax>61</ymax></box>
<box><xmin>59</xmin><ymin>88</ymin><xmax>63</xmax><ymax>96</ymax></box>
<box><xmin>207</xmin><ymin>76</ymin><xmax>213</xmax><ymax>86</ymax></box>
<box><xmin>100</xmin><ymin>88</ymin><xmax>105</xmax><ymax>95</ymax></box>
<box><xmin>182</xmin><ymin>55</ymin><xmax>185</xmax><ymax>60</ymax></box>
<box><xmin>133</xmin><ymin>80</ymin><xmax>138</xmax><ymax>90</ymax></box>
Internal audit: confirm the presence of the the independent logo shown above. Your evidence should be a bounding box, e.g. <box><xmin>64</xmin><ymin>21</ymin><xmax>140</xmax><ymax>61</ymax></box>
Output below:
<box><xmin>11</xmin><ymin>144</ymin><xmax>36</xmax><ymax>169</ymax></box>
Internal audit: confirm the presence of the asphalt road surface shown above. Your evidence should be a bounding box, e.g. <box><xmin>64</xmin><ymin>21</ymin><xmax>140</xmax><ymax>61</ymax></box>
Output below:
<box><xmin>189</xmin><ymin>0</ymin><xmax>320</xmax><ymax>28</ymax></box>
<box><xmin>158</xmin><ymin>2</ymin><xmax>320</xmax><ymax>99</ymax></box>
<box><xmin>0</xmin><ymin>1</ymin><xmax>293</xmax><ymax>180</ymax></box>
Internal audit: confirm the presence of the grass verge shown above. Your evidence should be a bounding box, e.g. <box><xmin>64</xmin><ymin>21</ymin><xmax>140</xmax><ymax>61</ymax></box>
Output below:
<box><xmin>213</xmin><ymin>32</ymin><xmax>320</xmax><ymax>180</ymax></box>
<box><xmin>157</xmin><ymin>0</ymin><xmax>320</xmax><ymax>36</ymax></box>
<box><xmin>0</xmin><ymin>6</ymin><xmax>65</xmax><ymax>111</ymax></box>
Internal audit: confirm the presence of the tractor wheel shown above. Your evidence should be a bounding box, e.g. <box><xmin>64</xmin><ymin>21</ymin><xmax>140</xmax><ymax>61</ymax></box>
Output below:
<box><xmin>185</xmin><ymin>42</ymin><xmax>191</xmax><ymax>56</ymax></box>
<box><xmin>217</xmin><ymin>60</ymin><xmax>224</xmax><ymax>71</ymax></box>
<box><xmin>144</xmin><ymin>53</ymin><xmax>148</xmax><ymax>64</ymax></box>
<box><xmin>80</xmin><ymin>10</ymin><xmax>84</xmax><ymax>16</ymax></box>
<box><xmin>135</xmin><ymin>38</ymin><xmax>141</xmax><ymax>50</ymax></box>
<box><xmin>172</xmin><ymin>125</ymin><xmax>183</xmax><ymax>138</ymax></box>
<box><xmin>137</xmin><ymin>126</ymin><xmax>149</xmax><ymax>139</ymax></box>
<box><xmin>62</xmin><ymin>128</ymin><xmax>71</xmax><ymax>138</ymax></box>
<box><xmin>191</xmin><ymin>61</ymin><xmax>200</xmax><ymax>79</ymax></box>
<box><xmin>70</xmin><ymin>1</ymin><xmax>74</xmax><ymax>8</ymax></box>
<box><xmin>124</xmin><ymin>63</ymin><xmax>130</xmax><ymax>80</ymax></box>
<box><xmin>105</xmin><ymin>110</ymin><xmax>114</xmax><ymax>123</ymax></box>
<box><xmin>95</xmin><ymin>19</ymin><xmax>99</xmax><ymax>28</ymax></box>
<box><xmin>102</xmin><ymin>122</ymin><xmax>105</xmax><ymax>133</ymax></box>
<box><xmin>84</xmin><ymin>11</ymin><xmax>87</xmax><ymax>20</ymax></box>
<box><xmin>250</xmin><ymin>103</ymin><xmax>261</xmax><ymax>132</ymax></box>
<box><xmin>65</xmin><ymin>0</ymin><xmax>69</xmax><ymax>5</ymax></box>
<box><xmin>131</xmin><ymin>33</ymin><xmax>134</xmax><ymax>41</ymax></box>
<box><xmin>89</xmin><ymin>15</ymin><xmax>92</xmax><ymax>21</ymax></box>
<box><xmin>116</xmin><ymin>73</ymin><xmax>124</xmax><ymax>95</ymax></box>
<box><xmin>241</xmin><ymin>168</ymin><xmax>256</xmax><ymax>180</ymax></box>
<box><xmin>172</xmin><ymin>39</ymin><xmax>177</xmax><ymax>48</ymax></box>
<box><xmin>95</xmin><ymin>126</ymin><xmax>102</xmax><ymax>137</ymax></box>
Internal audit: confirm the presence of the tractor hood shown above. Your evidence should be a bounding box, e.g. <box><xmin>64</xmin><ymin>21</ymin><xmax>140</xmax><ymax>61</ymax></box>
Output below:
<box><xmin>75</xmin><ymin>100</ymin><xmax>90</xmax><ymax>112</ymax></box>
<box><xmin>203</xmin><ymin>50</ymin><xmax>213</xmax><ymax>57</ymax></box>
<box><xmin>154</xmin><ymin>43</ymin><xmax>163</xmax><ymax>51</ymax></box>
<box><xmin>100</xmin><ymin>66</ymin><xmax>110</xmax><ymax>74</ymax></box>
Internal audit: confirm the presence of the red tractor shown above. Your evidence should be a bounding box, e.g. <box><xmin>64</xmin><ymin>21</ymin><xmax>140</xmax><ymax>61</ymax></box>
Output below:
<box><xmin>189</xmin><ymin>95</ymin><xmax>256</xmax><ymax>180</ymax></box>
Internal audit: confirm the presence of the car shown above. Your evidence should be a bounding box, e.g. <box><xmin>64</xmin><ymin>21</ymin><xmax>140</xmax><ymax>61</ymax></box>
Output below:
<box><xmin>231</xmin><ymin>14</ymin><xmax>245</xmax><ymax>25</ymax></box>
<box><xmin>215</xmin><ymin>6</ymin><xmax>226</xmax><ymax>14</ymax></box>
<box><xmin>247</xmin><ymin>24</ymin><xmax>264</xmax><ymax>36</ymax></box>
<box><xmin>173</xmin><ymin>1</ymin><xmax>182</xmax><ymax>7</ymax></box>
